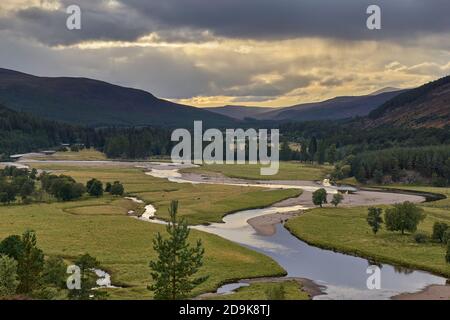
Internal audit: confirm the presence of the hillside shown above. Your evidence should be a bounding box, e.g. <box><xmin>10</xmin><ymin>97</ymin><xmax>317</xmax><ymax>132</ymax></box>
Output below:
<box><xmin>368</xmin><ymin>76</ymin><xmax>450</xmax><ymax>128</ymax></box>
<box><xmin>0</xmin><ymin>104</ymin><xmax>89</xmax><ymax>157</ymax></box>
<box><xmin>205</xmin><ymin>105</ymin><xmax>275</xmax><ymax>120</ymax></box>
<box><xmin>0</xmin><ymin>68</ymin><xmax>236</xmax><ymax>128</ymax></box>
<box><xmin>255</xmin><ymin>90</ymin><xmax>404</xmax><ymax>121</ymax></box>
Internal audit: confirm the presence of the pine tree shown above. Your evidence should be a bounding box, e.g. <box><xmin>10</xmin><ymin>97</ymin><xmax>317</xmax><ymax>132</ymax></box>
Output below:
<box><xmin>17</xmin><ymin>230</ymin><xmax>44</xmax><ymax>294</ymax></box>
<box><xmin>149</xmin><ymin>201</ymin><xmax>206</xmax><ymax>300</ymax></box>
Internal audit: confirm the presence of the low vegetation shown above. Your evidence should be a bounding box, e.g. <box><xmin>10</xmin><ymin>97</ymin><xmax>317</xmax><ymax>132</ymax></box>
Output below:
<box><xmin>0</xmin><ymin>163</ymin><xmax>293</xmax><ymax>299</ymax></box>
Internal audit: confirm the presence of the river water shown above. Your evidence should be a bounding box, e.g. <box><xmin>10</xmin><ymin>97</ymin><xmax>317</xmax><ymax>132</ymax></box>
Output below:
<box><xmin>10</xmin><ymin>159</ymin><xmax>448</xmax><ymax>299</ymax></box>
<box><xmin>144</xmin><ymin>165</ymin><xmax>448</xmax><ymax>300</ymax></box>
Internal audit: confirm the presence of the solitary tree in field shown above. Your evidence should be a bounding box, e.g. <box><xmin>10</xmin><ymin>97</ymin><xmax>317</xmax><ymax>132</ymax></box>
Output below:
<box><xmin>331</xmin><ymin>193</ymin><xmax>344</xmax><ymax>207</ymax></box>
<box><xmin>384</xmin><ymin>202</ymin><xmax>426</xmax><ymax>235</ymax></box>
<box><xmin>312</xmin><ymin>188</ymin><xmax>327</xmax><ymax>208</ymax></box>
<box><xmin>149</xmin><ymin>200</ymin><xmax>206</xmax><ymax>300</ymax></box>
<box><xmin>367</xmin><ymin>207</ymin><xmax>383</xmax><ymax>234</ymax></box>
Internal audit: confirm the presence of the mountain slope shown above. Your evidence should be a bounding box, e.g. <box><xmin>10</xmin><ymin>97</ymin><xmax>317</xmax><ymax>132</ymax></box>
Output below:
<box><xmin>0</xmin><ymin>103</ymin><xmax>88</xmax><ymax>156</ymax></box>
<box><xmin>368</xmin><ymin>76</ymin><xmax>450</xmax><ymax>128</ymax></box>
<box><xmin>205</xmin><ymin>105</ymin><xmax>275</xmax><ymax>120</ymax></box>
<box><xmin>0</xmin><ymin>68</ymin><xmax>235</xmax><ymax>128</ymax></box>
<box><xmin>256</xmin><ymin>90</ymin><xmax>405</xmax><ymax>121</ymax></box>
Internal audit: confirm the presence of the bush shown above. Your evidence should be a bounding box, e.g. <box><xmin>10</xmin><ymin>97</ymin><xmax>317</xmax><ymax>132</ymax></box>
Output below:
<box><xmin>331</xmin><ymin>193</ymin><xmax>344</xmax><ymax>207</ymax></box>
<box><xmin>446</xmin><ymin>241</ymin><xmax>450</xmax><ymax>264</ymax></box>
<box><xmin>0</xmin><ymin>235</ymin><xmax>24</xmax><ymax>260</ymax></box>
<box><xmin>110</xmin><ymin>181</ymin><xmax>124</xmax><ymax>196</ymax></box>
<box><xmin>0</xmin><ymin>254</ymin><xmax>19</xmax><ymax>297</ymax></box>
<box><xmin>312</xmin><ymin>188</ymin><xmax>327</xmax><ymax>207</ymax></box>
<box><xmin>432</xmin><ymin>222</ymin><xmax>448</xmax><ymax>243</ymax></box>
<box><xmin>265</xmin><ymin>284</ymin><xmax>286</xmax><ymax>300</ymax></box>
<box><xmin>413</xmin><ymin>232</ymin><xmax>428</xmax><ymax>244</ymax></box>
<box><xmin>86</xmin><ymin>179</ymin><xmax>103</xmax><ymax>197</ymax></box>
<box><xmin>443</xmin><ymin>230</ymin><xmax>450</xmax><ymax>245</ymax></box>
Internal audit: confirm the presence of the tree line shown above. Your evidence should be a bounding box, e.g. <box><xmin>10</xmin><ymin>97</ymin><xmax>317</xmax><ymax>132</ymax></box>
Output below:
<box><xmin>0</xmin><ymin>166</ymin><xmax>125</xmax><ymax>205</ymax></box>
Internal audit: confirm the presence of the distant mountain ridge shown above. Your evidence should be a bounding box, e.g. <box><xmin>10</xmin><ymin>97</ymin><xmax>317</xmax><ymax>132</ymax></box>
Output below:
<box><xmin>204</xmin><ymin>105</ymin><xmax>276</xmax><ymax>120</ymax></box>
<box><xmin>0</xmin><ymin>68</ymin><xmax>236</xmax><ymax>128</ymax></box>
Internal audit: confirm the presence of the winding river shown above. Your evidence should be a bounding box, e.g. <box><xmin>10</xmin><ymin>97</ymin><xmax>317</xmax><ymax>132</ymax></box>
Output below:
<box><xmin>10</xmin><ymin>158</ymin><xmax>449</xmax><ymax>299</ymax></box>
<box><xmin>142</xmin><ymin>163</ymin><xmax>448</xmax><ymax>300</ymax></box>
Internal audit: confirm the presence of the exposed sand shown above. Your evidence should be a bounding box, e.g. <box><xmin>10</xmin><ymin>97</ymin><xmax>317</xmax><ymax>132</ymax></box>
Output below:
<box><xmin>247</xmin><ymin>212</ymin><xmax>300</xmax><ymax>236</ymax></box>
<box><xmin>392</xmin><ymin>284</ymin><xmax>450</xmax><ymax>300</ymax></box>
<box><xmin>247</xmin><ymin>188</ymin><xmax>424</xmax><ymax>236</ymax></box>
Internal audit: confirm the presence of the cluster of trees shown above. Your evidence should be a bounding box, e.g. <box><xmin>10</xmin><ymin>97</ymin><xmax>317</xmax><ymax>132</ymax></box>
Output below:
<box><xmin>0</xmin><ymin>166</ymin><xmax>125</xmax><ymax>205</ymax></box>
<box><xmin>103</xmin><ymin>127</ymin><xmax>172</xmax><ymax>159</ymax></box>
<box><xmin>367</xmin><ymin>202</ymin><xmax>426</xmax><ymax>235</ymax></box>
<box><xmin>349</xmin><ymin>146</ymin><xmax>450</xmax><ymax>186</ymax></box>
<box><xmin>0</xmin><ymin>166</ymin><xmax>38</xmax><ymax>204</ymax></box>
<box><xmin>0</xmin><ymin>230</ymin><xmax>106</xmax><ymax>299</ymax></box>
<box><xmin>40</xmin><ymin>173</ymin><xmax>85</xmax><ymax>201</ymax></box>
<box><xmin>311</xmin><ymin>188</ymin><xmax>344</xmax><ymax>208</ymax></box>
<box><xmin>366</xmin><ymin>203</ymin><xmax>450</xmax><ymax>263</ymax></box>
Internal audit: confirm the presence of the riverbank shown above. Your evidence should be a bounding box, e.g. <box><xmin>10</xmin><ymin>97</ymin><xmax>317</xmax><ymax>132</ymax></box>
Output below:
<box><xmin>392</xmin><ymin>284</ymin><xmax>450</xmax><ymax>300</ymax></box>
<box><xmin>285</xmin><ymin>204</ymin><xmax>450</xmax><ymax>280</ymax></box>
<box><xmin>197</xmin><ymin>277</ymin><xmax>323</xmax><ymax>300</ymax></box>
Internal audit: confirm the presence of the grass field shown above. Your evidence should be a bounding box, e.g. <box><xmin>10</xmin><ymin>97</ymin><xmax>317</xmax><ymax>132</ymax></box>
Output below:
<box><xmin>29</xmin><ymin>164</ymin><xmax>301</xmax><ymax>225</ymax></box>
<box><xmin>0</xmin><ymin>163</ymin><xmax>302</xmax><ymax>299</ymax></box>
<box><xmin>207</xmin><ymin>281</ymin><xmax>309</xmax><ymax>300</ymax></box>
<box><xmin>181</xmin><ymin>162</ymin><xmax>332</xmax><ymax>181</ymax></box>
<box><xmin>286</xmin><ymin>185</ymin><xmax>450</xmax><ymax>278</ymax></box>
<box><xmin>26</xmin><ymin>149</ymin><xmax>107</xmax><ymax>161</ymax></box>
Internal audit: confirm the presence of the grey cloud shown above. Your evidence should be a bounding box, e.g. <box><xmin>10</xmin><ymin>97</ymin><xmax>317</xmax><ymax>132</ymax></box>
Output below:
<box><xmin>123</xmin><ymin>0</ymin><xmax>450</xmax><ymax>41</ymax></box>
<box><xmin>2</xmin><ymin>0</ymin><xmax>450</xmax><ymax>46</ymax></box>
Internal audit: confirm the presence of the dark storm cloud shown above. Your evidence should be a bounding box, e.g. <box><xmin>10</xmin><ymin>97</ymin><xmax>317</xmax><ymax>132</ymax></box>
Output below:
<box><xmin>1</xmin><ymin>0</ymin><xmax>450</xmax><ymax>46</ymax></box>
<box><xmin>123</xmin><ymin>0</ymin><xmax>450</xmax><ymax>41</ymax></box>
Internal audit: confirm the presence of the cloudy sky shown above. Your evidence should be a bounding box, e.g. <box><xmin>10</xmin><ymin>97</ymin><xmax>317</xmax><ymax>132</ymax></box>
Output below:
<box><xmin>1</xmin><ymin>0</ymin><xmax>449</xmax><ymax>107</ymax></box>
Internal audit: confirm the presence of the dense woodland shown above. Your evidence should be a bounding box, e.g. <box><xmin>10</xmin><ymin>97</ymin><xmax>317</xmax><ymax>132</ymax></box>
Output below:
<box><xmin>0</xmin><ymin>104</ymin><xmax>172</xmax><ymax>160</ymax></box>
<box><xmin>1</xmin><ymin>102</ymin><xmax>449</xmax><ymax>186</ymax></box>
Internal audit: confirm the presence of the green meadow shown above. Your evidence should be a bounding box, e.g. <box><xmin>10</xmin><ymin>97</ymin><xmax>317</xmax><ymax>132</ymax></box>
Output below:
<box><xmin>0</xmin><ymin>163</ymin><xmax>303</xmax><ymax>299</ymax></box>
<box><xmin>286</xmin><ymin>186</ymin><xmax>450</xmax><ymax>277</ymax></box>
<box><xmin>181</xmin><ymin>162</ymin><xmax>332</xmax><ymax>181</ymax></box>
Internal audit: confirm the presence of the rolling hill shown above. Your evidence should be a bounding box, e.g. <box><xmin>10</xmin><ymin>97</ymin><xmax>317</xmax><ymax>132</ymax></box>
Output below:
<box><xmin>255</xmin><ymin>90</ymin><xmax>405</xmax><ymax>121</ymax></box>
<box><xmin>0</xmin><ymin>68</ymin><xmax>236</xmax><ymax>128</ymax></box>
<box><xmin>367</xmin><ymin>76</ymin><xmax>450</xmax><ymax>128</ymax></box>
<box><xmin>204</xmin><ymin>105</ymin><xmax>276</xmax><ymax>120</ymax></box>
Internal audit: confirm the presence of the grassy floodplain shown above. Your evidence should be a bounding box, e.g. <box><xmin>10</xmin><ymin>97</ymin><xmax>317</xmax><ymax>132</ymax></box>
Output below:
<box><xmin>181</xmin><ymin>162</ymin><xmax>332</xmax><ymax>181</ymax></box>
<box><xmin>0</xmin><ymin>162</ymin><xmax>304</xmax><ymax>299</ymax></box>
<box><xmin>286</xmin><ymin>186</ymin><xmax>450</xmax><ymax>277</ymax></box>
<box><xmin>26</xmin><ymin>148</ymin><xmax>107</xmax><ymax>161</ymax></box>
<box><xmin>206</xmin><ymin>280</ymin><xmax>309</xmax><ymax>300</ymax></box>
